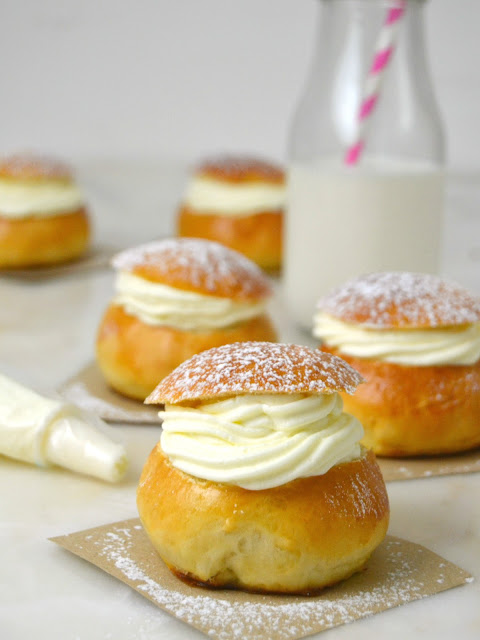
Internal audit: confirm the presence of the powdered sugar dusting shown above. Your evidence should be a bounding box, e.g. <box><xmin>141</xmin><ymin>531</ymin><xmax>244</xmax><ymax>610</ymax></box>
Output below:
<box><xmin>147</xmin><ymin>341</ymin><xmax>364</xmax><ymax>405</ymax></box>
<box><xmin>318</xmin><ymin>272</ymin><xmax>480</xmax><ymax>328</ymax></box>
<box><xmin>0</xmin><ymin>153</ymin><xmax>72</xmax><ymax>180</ymax></box>
<box><xmin>64</xmin><ymin>520</ymin><xmax>472</xmax><ymax>640</ymax></box>
<box><xmin>112</xmin><ymin>238</ymin><xmax>272</xmax><ymax>301</ymax></box>
<box><xmin>197</xmin><ymin>156</ymin><xmax>284</xmax><ymax>183</ymax></box>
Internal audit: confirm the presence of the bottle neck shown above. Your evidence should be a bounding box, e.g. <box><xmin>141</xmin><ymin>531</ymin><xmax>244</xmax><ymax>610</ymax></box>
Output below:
<box><xmin>290</xmin><ymin>0</ymin><xmax>445</xmax><ymax>165</ymax></box>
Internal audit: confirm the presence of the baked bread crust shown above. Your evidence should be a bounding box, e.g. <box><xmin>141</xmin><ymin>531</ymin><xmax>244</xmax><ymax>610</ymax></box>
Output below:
<box><xmin>0</xmin><ymin>208</ymin><xmax>90</xmax><ymax>268</ymax></box>
<box><xmin>0</xmin><ymin>154</ymin><xmax>90</xmax><ymax>268</ymax></box>
<box><xmin>176</xmin><ymin>157</ymin><xmax>284</xmax><ymax>272</ymax></box>
<box><xmin>96</xmin><ymin>305</ymin><xmax>278</xmax><ymax>401</ymax></box>
<box><xmin>137</xmin><ymin>445</ymin><xmax>389</xmax><ymax>594</ymax></box>
<box><xmin>111</xmin><ymin>238</ymin><xmax>273</xmax><ymax>301</ymax></box>
<box><xmin>195</xmin><ymin>156</ymin><xmax>284</xmax><ymax>185</ymax></box>
<box><xmin>146</xmin><ymin>341</ymin><xmax>364</xmax><ymax>405</ymax></box>
<box><xmin>0</xmin><ymin>154</ymin><xmax>73</xmax><ymax>181</ymax></box>
<box><xmin>318</xmin><ymin>271</ymin><xmax>480</xmax><ymax>329</ymax></box>
<box><xmin>316</xmin><ymin>273</ymin><xmax>480</xmax><ymax>456</ymax></box>
<box><xmin>177</xmin><ymin>207</ymin><xmax>282</xmax><ymax>272</ymax></box>
<box><xmin>322</xmin><ymin>345</ymin><xmax>480</xmax><ymax>456</ymax></box>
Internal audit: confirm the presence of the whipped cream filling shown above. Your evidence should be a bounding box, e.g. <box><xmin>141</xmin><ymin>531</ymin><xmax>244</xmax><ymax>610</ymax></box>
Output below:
<box><xmin>0</xmin><ymin>178</ymin><xmax>84</xmax><ymax>217</ymax></box>
<box><xmin>184</xmin><ymin>176</ymin><xmax>285</xmax><ymax>216</ymax></box>
<box><xmin>0</xmin><ymin>374</ymin><xmax>127</xmax><ymax>482</ymax></box>
<box><xmin>114</xmin><ymin>271</ymin><xmax>268</xmax><ymax>330</ymax></box>
<box><xmin>160</xmin><ymin>393</ymin><xmax>363</xmax><ymax>490</ymax></box>
<box><xmin>313</xmin><ymin>312</ymin><xmax>480</xmax><ymax>366</ymax></box>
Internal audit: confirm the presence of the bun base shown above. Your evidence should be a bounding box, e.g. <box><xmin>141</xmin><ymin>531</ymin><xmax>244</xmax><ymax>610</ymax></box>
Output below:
<box><xmin>96</xmin><ymin>304</ymin><xmax>278</xmax><ymax>401</ymax></box>
<box><xmin>322</xmin><ymin>346</ymin><xmax>480</xmax><ymax>457</ymax></box>
<box><xmin>0</xmin><ymin>208</ymin><xmax>90</xmax><ymax>268</ymax></box>
<box><xmin>137</xmin><ymin>446</ymin><xmax>389</xmax><ymax>594</ymax></box>
<box><xmin>177</xmin><ymin>206</ymin><xmax>282</xmax><ymax>272</ymax></box>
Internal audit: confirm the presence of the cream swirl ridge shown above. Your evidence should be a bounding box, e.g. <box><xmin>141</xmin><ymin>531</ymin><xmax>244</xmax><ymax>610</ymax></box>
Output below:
<box><xmin>0</xmin><ymin>178</ymin><xmax>84</xmax><ymax>217</ymax></box>
<box><xmin>160</xmin><ymin>393</ymin><xmax>363</xmax><ymax>490</ymax></box>
<box><xmin>314</xmin><ymin>312</ymin><xmax>480</xmax><ymax>366</ymax></box>
<box><xmin>184</xmin><ymin>176</ymin><xmax>286</xmax><ymax>215</ymax></box>
<box><xmin>114</xmin><ymin>271</ymin><xmax>268</xmax><ymax>330</ymax></box>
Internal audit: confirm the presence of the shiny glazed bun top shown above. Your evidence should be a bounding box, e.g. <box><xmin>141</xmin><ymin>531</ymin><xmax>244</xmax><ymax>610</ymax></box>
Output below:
<box><xmin>314</xmin><ymin>272</ymin><xmax>480</xmax><ymax>366</ymax></box>
<box><xmin>146</xmin><ymin>342</ymin><xmax>365</xmax><ymax>490</ymax></box>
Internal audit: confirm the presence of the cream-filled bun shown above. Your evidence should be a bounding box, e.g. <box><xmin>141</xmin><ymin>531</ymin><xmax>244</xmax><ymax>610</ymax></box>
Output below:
<box><xmin>96</xmin><ymin>238</ymin><xmax>277</xmax><ymax>401</ymax></box>
<box><xmin>314</xmin><ymin>272</ymin><xmax>480</xmax><ymax>457</ymax></box>
<box><xmin>177</xmin><ymin>156</ymin><xmax>284</xmax><ymax>272</ymax></box>
<box><xmin>138</xmin><ymin>341</ymin><xmax>389</xmax><ymax>595</ymax></box>
<box><xmin>0</xmin><ymin>154</ymin><xmax>90</xmax><ymax>268</ymax></box>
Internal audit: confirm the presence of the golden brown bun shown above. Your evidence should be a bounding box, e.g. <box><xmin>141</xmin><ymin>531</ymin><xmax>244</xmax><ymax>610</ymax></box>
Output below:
<box><xmin>196</xmin><ymin>156</ymin><xmax>284</xmax><ymax>185</ymax></box>
<box><xmin>0</xmin><ymin>154</ymin><xmax>90</xmax><ymax>268</ymax></box>
<box><xmin>146</xmin><ymin>341</ymin><xmax>364</xmax><ymax>406</ymax></box>
<box><xmin>177</xmin><ymin>207</ymin><xmax>282</xmax><ymax>273</ymax></box>
<box><xmin>0</xmin><ymin>153</ymin><xmax>73</xmax><ymax>181</ymax></box>
<box><xmin>137</xmin><ymin>445</ymin><xmax>389</xmax><ymax>594</ymax></box>
<box><xmin>0</xmin><ymin>208</ymin><xmax>90</xmax><ymax>268</ymax></box>
<box><xmin>96</xmin><ymin>305</ymin><xmax>278</xmax><ymax>401</ymax></box>
<box><xmin>138</xmin><ymin>341</ymin><xmax>387</xmax><ymax>594</ymax></box>
<box><xmin>316</xmin><ymin>273</ymin><xmax>480</xmax><ymax>456</ymax></box>
<box><xmin>111</xmin><ymin>237</ymin><xmax>273</xmax><ymax>302</ymax></box>
<box><xmin>318</xmin><ymin>271</ymin><xmax>480</xmax><ymax>329</ymax></box>
<box><xmin>322</xmin><ymin>345</ymin><xmax>480</xmax><ymax>456</ymax></box>
<box><xmin>176</xmin><ymin>157</ymin><xmax>284</xmax><ymax>272</ymax></box>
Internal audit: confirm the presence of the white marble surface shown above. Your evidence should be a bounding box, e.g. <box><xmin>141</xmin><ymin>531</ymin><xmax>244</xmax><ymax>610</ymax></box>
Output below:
<box><xmin>0</xmin><ymin>162</ymin><xmax>479</xmax><ymax>640</ymax></box>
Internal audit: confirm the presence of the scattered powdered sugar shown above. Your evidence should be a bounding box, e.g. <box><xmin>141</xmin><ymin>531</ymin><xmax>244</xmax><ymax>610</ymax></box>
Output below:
<box><xmin>197</xmin><ymin>156</ymin><xmax>284</xmax><ymax>183</ymax></box>
<box><xmin>147</xmin><ymin>341</ymin><xmax>364</xmax><ymax>405</ymax></box>
<box><xmin>0</xmin><ymin>153</ymin><xmax>72</xmax><ymax>179</ymax></box>
<box><xmin>111</xmin><ymin>238</ymin><xmax>272</xmax><ymax>301</ymax></box>
<box><xmin>318</xmin><ymin>272</ymin><xmax>480</xmax><ymax>328</ymax></box>
<box><xmin>79</xmin><ymin>522</ymin><xmax>469</xmax><ymax>640</ymax></box>
<box><xmin>60</xmin><ymin>380</ymin><xmax>159</xmax><ymax>424</ymax></box>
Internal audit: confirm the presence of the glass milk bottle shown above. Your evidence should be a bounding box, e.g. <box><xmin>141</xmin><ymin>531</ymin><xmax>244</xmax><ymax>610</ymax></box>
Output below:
<box><xmin>284</xmin><ymin>0</ymin><xmax>445</xmax><ymax>329</ymax></box>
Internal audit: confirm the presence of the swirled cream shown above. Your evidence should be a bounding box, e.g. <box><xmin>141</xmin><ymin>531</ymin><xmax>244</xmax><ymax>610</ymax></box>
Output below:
<box><xmin>114</xmin><ymin>271</ymin><xmax>268</xmax><ymax>330</ymax></box>
<box><xmin>313</xmin><ymin>312</ymin><xmax>480</xmax><ymax>366</ymax></box>
<box><xmin>160</xmin><ymin>393</ymin><xmax>363</xmax><ymax>490</ymax></box>
<box><xmin>0</xmin><ymin>177</ymin><xmax>84</xmax><ymax>217</ymax></box>
<box><xmin>0</xmin><ymin>374</ymin><xmax>127</xmax><ymax>482</ymax></box>
<box><xmin>184</xmin><ymin>176</ymin><xmax>285</xmax><ymax>216</ymax></box>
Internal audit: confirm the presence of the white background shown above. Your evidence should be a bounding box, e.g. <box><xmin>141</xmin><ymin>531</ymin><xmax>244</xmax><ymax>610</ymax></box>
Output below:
<box><xmin>1</xmin><ymin>0</ymin><xmax>479</xmax><ymax>170</ymax></box>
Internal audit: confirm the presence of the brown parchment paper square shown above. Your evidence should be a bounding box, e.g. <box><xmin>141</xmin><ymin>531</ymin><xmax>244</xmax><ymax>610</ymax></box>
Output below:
<box><xmin>50</xmin><ymin>518</ymin><xmax>472</xmax><ymax>640</ymax></box>
<box><xmin>377</xmin><ymin>448</ymin><xmax>480</xmax><ymax>482</ymax></box>
<box><xmin>58</xmin><ymin>362</ymin><xmax>160</xmax><ymax>424</ymax></box>
<box><xmin>0</xmin><ymin>244</ymin><xmax>117</xmax><ymax>280</ymax></box>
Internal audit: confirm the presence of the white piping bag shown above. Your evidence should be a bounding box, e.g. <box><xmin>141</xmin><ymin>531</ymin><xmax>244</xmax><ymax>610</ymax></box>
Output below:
<box><xmin>0</xmin><ymin>373</ymin><xmax>128</xmax><ymax>482</ymax></box>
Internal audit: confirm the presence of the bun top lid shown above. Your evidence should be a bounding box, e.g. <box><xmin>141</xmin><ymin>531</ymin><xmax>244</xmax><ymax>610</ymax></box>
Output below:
<box><xmin>195</xmin><ymin>156</ymin><xmax>284</xmax><ymax>185</ymax></box>
<box><xmin>318</xmin><ymin>272</ymin><xmax>480</xmax><ymax>329</ymax></box>
<box><xmin>111</xmin><ymin>238</ymin><xmax>273</xmax><ymax>301</ymax></box>
<box><xmin>146</xmin><ymin>341</ymin><xmax>364</xmax><ymax>405</ymax></box>
<box><xmin>0</xmin><ymin>153</ymin><xmax>73</xmax><ymax>182</ymax></box>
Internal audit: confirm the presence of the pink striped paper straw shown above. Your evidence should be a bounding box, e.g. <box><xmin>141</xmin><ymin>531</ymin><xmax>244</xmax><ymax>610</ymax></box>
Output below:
<box><xmin>344</xmin><ymin>0</ymin><xmax>407</xmax><ymax>165</ymax></box>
